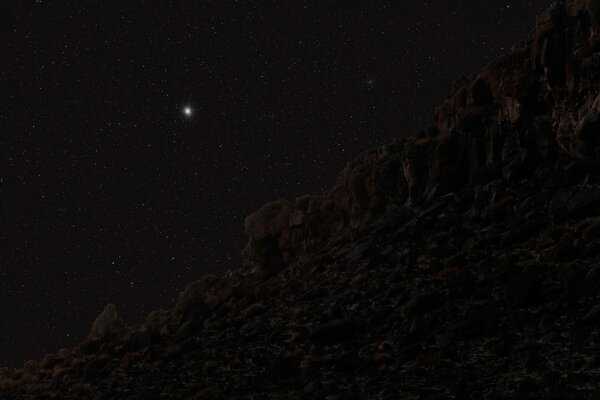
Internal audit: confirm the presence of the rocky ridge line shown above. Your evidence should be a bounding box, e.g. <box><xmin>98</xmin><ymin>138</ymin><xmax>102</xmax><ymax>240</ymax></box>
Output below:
<box><xmin>4</xmin><ymin>1</ymin><xmax>600</xmax><ymax>398</ymax></box>
<box><xmin>241</xmin><ymin>0</ymin><xmax>600</xmax><ymax>278</ymax></box>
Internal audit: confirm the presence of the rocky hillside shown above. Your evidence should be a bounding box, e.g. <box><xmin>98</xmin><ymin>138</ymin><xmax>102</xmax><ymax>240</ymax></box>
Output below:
<box><xmin>5</xmin><ymin>1</ymin><xmax>600</xmax><ymax>398</ymax></box>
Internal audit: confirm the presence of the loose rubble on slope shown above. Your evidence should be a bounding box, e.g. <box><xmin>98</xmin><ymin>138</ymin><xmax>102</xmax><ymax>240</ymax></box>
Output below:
<box><xmin>5</xmin><ymin>1</ymin><xmax>600</xmax><ymax>398</ymax></box>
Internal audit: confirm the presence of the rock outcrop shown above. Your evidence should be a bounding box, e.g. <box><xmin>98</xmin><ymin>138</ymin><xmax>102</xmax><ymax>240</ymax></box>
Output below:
<box><xmin>87</xmin><ymin>304</ymin><xmax>124</xmax><ymax>341</ymax></box>
<box><xmin>240</xmin><ymin>0</ymin><xmax>600</xmax><ymax>278</ymax></box>
<box><xmin>6</xmin><ymin>1</ymin><xmax>600</xmax><ymax>399</ymax></box>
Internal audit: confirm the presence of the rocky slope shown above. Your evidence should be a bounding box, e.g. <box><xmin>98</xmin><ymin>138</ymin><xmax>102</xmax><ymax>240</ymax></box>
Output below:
<box><xmin>5</xmin><ymin>1</ymin><xmax>600</xmax><ymax>398</ymax></box>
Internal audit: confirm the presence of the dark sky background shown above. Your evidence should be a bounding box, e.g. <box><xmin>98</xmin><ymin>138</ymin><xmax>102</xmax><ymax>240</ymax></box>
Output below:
<box><xmin>1</xmin><ymin>1</ymin><xmax>550</xmax><ymax>367</ymax></box>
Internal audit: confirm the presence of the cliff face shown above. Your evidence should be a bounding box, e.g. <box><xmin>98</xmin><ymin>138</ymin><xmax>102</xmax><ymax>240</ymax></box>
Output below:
<box><xmin>241</xmin><ymin>0</ymin><xmax>600</xmax><ymax>277</ymax></box>
<box><xmin>6</xmin><ymin>1</ymin><xmax>600</xmax><ymax>399</ymax></box>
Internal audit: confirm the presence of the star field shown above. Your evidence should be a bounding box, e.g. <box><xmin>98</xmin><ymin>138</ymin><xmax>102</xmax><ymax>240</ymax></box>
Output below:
<box><xmin>1</xmin><ymin>1</ymin><xmax>550</xmax><ymax>366</ymax></box>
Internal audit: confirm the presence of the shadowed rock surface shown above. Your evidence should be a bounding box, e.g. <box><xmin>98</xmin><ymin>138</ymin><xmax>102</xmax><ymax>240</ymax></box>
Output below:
<box><xmin>88</xmin><ymin>304</ymin><xmax>125</xmax><ymax>342</ymax></box>
<box><xmin>5</xmin><ymin>1</ymin><xmax>600</xmax><ymax>398</ymax></box>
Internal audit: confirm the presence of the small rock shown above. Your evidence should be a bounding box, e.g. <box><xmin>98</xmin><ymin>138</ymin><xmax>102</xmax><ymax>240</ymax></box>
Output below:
<box><xmin>539</xmin><ymin>369</ymin><xmax>562</xmax><ymax>389</ymax></box>
<box><xmin>203</xmin><ymin>293</ymin><xmax>221</xmax><ymax>310</ymax></box>
<box><xmin>506</xmin><ymin>268</ymin><xmax>541</xmax><ymax>307</ymax></box>
<box><xmin>373</xmin><ymin>353</ymin><xmax>394</xmax><ymax>365</ymax></box>
<box><xmin>83</xmin><ymin>354</ymin><xmax>111</xmax><ymax>379</ymax></box>
<box><xmin>203</xmin><ymin>360</ymin><xmax>218</xmax><ymax>373</ymax></box>
<box><xmin>40</xmin><ymin>354</ymin><xmax>63</xmax><ymax>370</ymax></box>
<box><xmin>310</xmin><ymin>319</ymin><xmax>362</xmax><ymax>345</ymax></box>
<box><xmin>191</xmin><ymin>388</ymin><xmax>219</xmax><ymax>399</ymax></box>
<box><xmin>23</xmin><ymin>360</ymin><xmax>38</xmax><ymax>373</ymax></box>
<box><xmin>69</xmin><ymin>383</ymin><xmax>93</xmax><ymax>395</ymax></box>
<box><xmin>402</xmin><ymin>290</ymin><xmax>446</xmax><ymax>318</ymax></box>
<box><xmin>568</xmin><ymin>191</ymin><xmax>600</xmax><ymax>217</ymax></box>
<box><xmin>582</xmin><ymin>304</ymin><xmax>600</xmax><ymax>325</ymax></box>
<box><xmin>501</xmin><ymin>220</ymin><xmax>543</xmax><ymax>245</ymax></box>
<box><xmin>163</xmin><ymin>344</ymin><xmax>181</xmax><ymax>359</ymax></box>
<box><xmin>79</xmin><ymin>339</ymin><xmax>100</xmax><ymax>354</ymax></box>
<box><xmin>267</xmin><ymin>356</ymin><xmax>300</xmax><ymax>381</ymax></box>
<box><xmin>242</xmin><ymin>303</ymin><xmax>266</xmax><ymax>317</ymax></box>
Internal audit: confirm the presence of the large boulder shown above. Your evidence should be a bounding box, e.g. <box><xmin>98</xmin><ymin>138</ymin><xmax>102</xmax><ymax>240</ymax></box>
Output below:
<box><xmin>88</xmin><ymin>304</ymin><xmax>124</xmax><ymax>341</ymax></box>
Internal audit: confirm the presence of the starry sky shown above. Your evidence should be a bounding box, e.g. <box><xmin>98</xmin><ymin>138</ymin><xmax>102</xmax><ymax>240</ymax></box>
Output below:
<box><xmin>2</xmin><ymin>1</ymin><xmax>550</xmax><ymax>367</ymax></box>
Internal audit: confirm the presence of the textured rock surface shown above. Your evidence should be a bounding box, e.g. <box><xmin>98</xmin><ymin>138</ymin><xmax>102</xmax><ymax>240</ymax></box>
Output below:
<box><xmin>239</xmin><ymin>0</ymin><xmax>600</xmax><ymax>278</ymax></box>
<box><xmin>87</xmin><ymin>304</ymin><xmax>124</xmax><ymax>341</ymax></box>
<box><xmin>5</xmin><ymin>1</ymin><xmax>600</xmax><ymax>399</ymax></box>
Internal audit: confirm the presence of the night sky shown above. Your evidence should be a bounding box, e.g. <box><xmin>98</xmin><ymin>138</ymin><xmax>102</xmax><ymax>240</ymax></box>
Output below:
<box><xmin>2</xmin><ymin>1</ymin><xmax>550</xmax><ymax>367</ymax></box>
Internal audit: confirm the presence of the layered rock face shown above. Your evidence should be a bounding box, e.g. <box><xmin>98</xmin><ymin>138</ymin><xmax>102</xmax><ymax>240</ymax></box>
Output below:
<box><xmin>6</xmin><ymin>1</ymin><xmax>600</xmax><ymax>399</ymax></box>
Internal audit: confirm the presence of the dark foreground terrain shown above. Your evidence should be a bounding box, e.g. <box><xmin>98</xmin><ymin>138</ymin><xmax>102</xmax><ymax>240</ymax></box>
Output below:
<box><xmin>5</xmin><ymin>1</ymin><xmax>600</xmax><ymax>398</ymax></box>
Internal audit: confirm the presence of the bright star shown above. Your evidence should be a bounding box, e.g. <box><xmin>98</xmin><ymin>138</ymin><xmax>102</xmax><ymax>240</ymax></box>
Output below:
<box><xmin>183</xmin><ymin>106</ymin><xmax>193</xmax><ymax>117</ymax></box>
